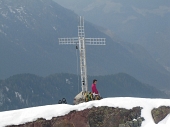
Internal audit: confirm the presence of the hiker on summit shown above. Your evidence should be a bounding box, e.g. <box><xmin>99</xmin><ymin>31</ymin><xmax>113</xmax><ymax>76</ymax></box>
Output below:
<box><xmin>91</xmin><ymin>79</ymin><xmax>99</xmax><ymax>95</ymax></box>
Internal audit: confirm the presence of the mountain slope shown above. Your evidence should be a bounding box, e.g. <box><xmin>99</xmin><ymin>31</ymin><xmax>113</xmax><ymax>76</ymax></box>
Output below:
<box><xmin>0</xmin><ymin>0</ymin><xmax>170</xmax><ymax>91</ymax></box>
<box><xmin>54</xmin><ymin>0</ymin><xmax>170</xmax><ymax>71</ymax></box>
<box><xmin>0</xmin><ymin>73</ymin><xmax>168</xmax><ymax>111</ymax></box>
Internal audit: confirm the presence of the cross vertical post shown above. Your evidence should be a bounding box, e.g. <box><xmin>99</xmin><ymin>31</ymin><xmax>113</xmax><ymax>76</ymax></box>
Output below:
<box><xmin>58</xmin><ymin>16</ymin><xmax>106</xmax><ymax>93</ymax></box>
<box><xmin>78</xmin><ymin>16</ymin><xmax>87</xmax><ymax>92</ymax></box>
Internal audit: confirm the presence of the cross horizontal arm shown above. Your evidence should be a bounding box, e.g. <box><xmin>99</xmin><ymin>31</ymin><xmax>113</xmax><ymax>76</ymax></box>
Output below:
<box><xmin>85</xmin><ymin>38</ymin><xmax>106</xmax><ymax>45</ymax></box>
<box><xmin>58</xmin><ymin>38</ymin><xmax>79</xmax><ymax>45</ymax></box>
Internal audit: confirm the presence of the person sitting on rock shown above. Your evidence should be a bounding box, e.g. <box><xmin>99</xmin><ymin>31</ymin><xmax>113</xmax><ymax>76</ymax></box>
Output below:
<box><xmin>91</xmin><ymin>79</ymin><xmax>101</xmax><ymax>100</ymax></box>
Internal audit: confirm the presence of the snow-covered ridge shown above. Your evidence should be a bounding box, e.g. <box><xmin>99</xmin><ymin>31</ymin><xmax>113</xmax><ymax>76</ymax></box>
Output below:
<box><xmin>0</xmin><ymin>97</ymin><xmax>170</xmax><ymax>127</ymax></box>
<box><xmin>0</xmin><ymin>0</ymin><xmax>59</xmax><ymax>34</ymax></box>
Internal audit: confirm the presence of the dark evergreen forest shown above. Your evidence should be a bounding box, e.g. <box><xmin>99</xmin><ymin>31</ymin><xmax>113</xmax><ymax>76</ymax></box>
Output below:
<box><xmin>0</xmin><ymin>73</ymin><xmax>168</xmax><ymax>111</ymax></box>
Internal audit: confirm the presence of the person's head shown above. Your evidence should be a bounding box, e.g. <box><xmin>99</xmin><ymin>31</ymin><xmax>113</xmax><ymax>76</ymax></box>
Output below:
<box><xmin>93</xmin><ymin>79</ymin><xmax>97</xmax><ymax>84</ymax></box>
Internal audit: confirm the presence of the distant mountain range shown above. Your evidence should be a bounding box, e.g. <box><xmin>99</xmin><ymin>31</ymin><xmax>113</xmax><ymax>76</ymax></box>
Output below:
<box><xmin>0</xmin><ymin>0</ymin><xmax>170</xmax><ymax>93</ymax></box>
<box><xmin>54</xmin><ymin>0</ymin><xmax>170</xmax><ymax>72</ymax></box>
<box><xmin>0</xmin><ymin>73</ymin><xmax>168</xmax><ymax>111</ymax></box>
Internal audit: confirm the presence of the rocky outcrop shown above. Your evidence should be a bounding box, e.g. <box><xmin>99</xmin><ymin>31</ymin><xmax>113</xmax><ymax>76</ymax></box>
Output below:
<box><xmin>88</xmin><ymin>106</ymin><xmax>143</xmax><ymax>127</ymax></box>
<box><xmin>151</xmin><ymin>106</ymin><xmax>170</xmax><ymax>124</ymax></box>
<box><xmin>7</xmin><ymin>106</ymin><xmax>144</xmax><ymax>127</ymax></box>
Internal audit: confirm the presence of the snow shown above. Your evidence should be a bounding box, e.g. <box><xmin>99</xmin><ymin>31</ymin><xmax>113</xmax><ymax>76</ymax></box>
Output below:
<box><xmin>15</xmin><ymin>92</ymin><xmax>24</xmax><ymax>103</ymax></box>
<box><xmin>5</xmin><ymin>86</ymin><xmax>9</xmax><ymax>92</ymax></box>
<box><xmin>0</xmin><ymin>29</ymin><xmax>7</xmax><ymax>36</ymax></box>
<box><xmin>0</xmin><ymin>97</ymin><xmax>170</xmax><ymax>127</ymax></box>
<box><xmin>8</xmin><ymin>6</ymin><xmax>16</xmax><ymax>14</ymax></box>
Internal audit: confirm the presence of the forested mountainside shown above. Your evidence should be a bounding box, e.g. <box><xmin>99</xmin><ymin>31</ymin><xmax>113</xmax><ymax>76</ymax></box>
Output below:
<box><xmin>0</xmin><ymin>0</ymin><xmax>170</xmax><ymax>92</ymax></box>
<box><xmin>0</xmin><ymin>73</ymin><xmax>168</xmax><ymax>111</ymax></box>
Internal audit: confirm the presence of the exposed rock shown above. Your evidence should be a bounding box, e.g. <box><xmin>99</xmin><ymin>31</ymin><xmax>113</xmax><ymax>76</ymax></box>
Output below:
<box><xmin>73</xmin><ymin>91</ymin><xmax>102</xmax><ymax>105</ymax></box>
<box><xmin>73</xmin><ymin>92</ymin><xmax>85</xmax><ymax>105</ymax></box>
<box><xmin>151</xmin><ymin>106</ymin><xmax>170</xmax><ymax>124</ymax></box>
<box><xmin>88</xmin><ymin>106</ymin><xmax>142</xmax><ymax>127</ymax></box>
<box><xmin>7</xmin><ymin>106</ymin><xmax>144</xmax><ymax>127</ymax></box>
<box><xmin>119</xmin><ymin>117</ymin><xmax>145</xmax><ymax>127</ymax></box>
<box><xmin>6</xmin><ymin>118</ymin><xmax>51</xmax><ymax>127</ymax></box>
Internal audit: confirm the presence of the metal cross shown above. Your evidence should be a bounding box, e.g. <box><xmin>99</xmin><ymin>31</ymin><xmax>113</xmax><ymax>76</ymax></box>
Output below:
<box><xmin>58</xmin><ymin>16</ymin><xmax>106</xmax><ymax>93</ymax></box>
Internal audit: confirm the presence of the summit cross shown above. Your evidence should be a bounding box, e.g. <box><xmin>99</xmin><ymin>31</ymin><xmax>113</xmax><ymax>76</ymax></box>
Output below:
<box><xmin>58</xmin><ymin>16</ymin><xmax>106</xmax><ymax>93</ymax></box>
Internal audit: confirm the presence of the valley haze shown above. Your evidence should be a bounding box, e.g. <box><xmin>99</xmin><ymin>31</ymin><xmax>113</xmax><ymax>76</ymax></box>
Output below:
<box><xmin>0</xmin><ymin>0</ymin><xmax>170</xmax><ymax>97</ymax></box>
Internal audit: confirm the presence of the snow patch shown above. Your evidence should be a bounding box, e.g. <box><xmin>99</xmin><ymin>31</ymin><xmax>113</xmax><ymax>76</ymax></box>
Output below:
<box><xmin>0</xmin><ymin>97</ymin><xmax>170</xmax><ymax>127</ymax></box>
<box><xmin>8</xmin><ymin>6</ymin><xmax>15</xmax><ymax>13</ymax></box>
<box><xmin>66</xmin><ymin>79</ymin><xmax>71</xmax><ymax>84</ymax></box>
<box><xmin>1</xmin><ymin>11</ymin><xmax>8</xmax><ymax>18</ymax></box>
<box><xmin>53</xmin><ymin>26</ymin><xmax>57</xmax><ymax>30</ymax></box>
<box><xmin>0</xmin><ymin>29</ymin><xmax>7</xmax><ymax>36</ymax></box>
<box><xmin>5</xmin><ymin>86</ymin><xmax>9</xmax><ymax>92</ymax></box>
<box><xmin>16</xmin><ymin>6</ymin><xmax>26</xmax><ymax>14</ymax></box>
<box><xmin>164</xmin><ymin>66</ymin><xmax>170</xmax><ymax>72</ymax></box>
<box><xmin>7</xmin><ymin>98</ymin><xmax>11</xmax><ymax>102</ymax></box>
<box><xmin>15</xmin><ymin>92</ymin><xmax>24</xmax><ymax>103</ymax></box>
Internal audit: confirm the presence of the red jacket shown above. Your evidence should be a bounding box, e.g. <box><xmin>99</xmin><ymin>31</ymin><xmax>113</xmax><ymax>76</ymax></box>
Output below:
<box><xmin>91</xmin><ymin>83</ymin><xmax>99</xmax><ymax>94</ymax></box>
